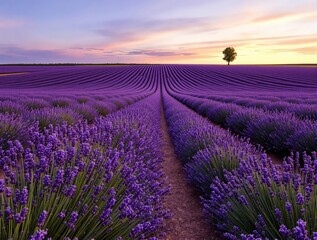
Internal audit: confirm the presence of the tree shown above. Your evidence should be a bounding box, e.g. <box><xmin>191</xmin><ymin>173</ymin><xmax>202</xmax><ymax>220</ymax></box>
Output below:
<box><xmin>222</xmin><ymin>47</ymin><xmax>237</xmax><ymax>65</ymax></box>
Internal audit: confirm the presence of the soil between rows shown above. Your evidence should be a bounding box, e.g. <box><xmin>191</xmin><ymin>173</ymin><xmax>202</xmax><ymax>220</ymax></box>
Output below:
<box><xmin>160</xmin><ymin>102</ymin><xmax>218</xmax><ymax>240</ymax></box>
<box><xmin>0</xmin><ymin>72</ymin><xmax>28</xmax><ymax>76</ymax></box>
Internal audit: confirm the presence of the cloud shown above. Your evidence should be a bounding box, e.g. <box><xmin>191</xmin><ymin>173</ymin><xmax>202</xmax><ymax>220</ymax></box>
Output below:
<box><xmin>0</xmin><ymin>45</ymin><xmax>73</xmax><ymax>63</ymax></box>
<box><xmin>126</xmin><ymin>49</ymin><xmax>195</xmax><ymax>57</ymax></box>
<box><xmin>272</xmin><ymin>46</ymin><xmax>317</xmax><ymax>55</ymax></box>
<box><xmin>0</xmin><ymin>19</ymin><xmax>25</xmax><ymax>28</ymax></box>
<box><xmin>172</xmin><ymin>34</ymin><xmax>317</xmax><ymax>50</ymax></box>
<box><xmin>251</xmin><ymin>11</ymin><xmax>316</xmax><ymax>24</ymax></box>
<box><xmin>273</xmin><ymin>36</ymin><xmax>317</xmax><ymax>45</ymax></box>
<box><xmin>94</xmin><ymin>17</ymin><xmax>214</xmax><ymax>49</ymax></box>
<box><xmin>97</xmin><ymin>17</ymin><xmax>211</xmax><ymax>37</ymax></box>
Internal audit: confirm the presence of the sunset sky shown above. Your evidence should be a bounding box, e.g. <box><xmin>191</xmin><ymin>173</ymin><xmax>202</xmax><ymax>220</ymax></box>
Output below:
<box><xmin>0</xmin><ymin>0</ymin><xmax>316</xmax><ymax>64</ymax></box>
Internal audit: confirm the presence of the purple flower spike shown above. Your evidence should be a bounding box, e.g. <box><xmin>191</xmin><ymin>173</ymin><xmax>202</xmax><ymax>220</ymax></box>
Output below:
<box><xmin>20</xmin><ymin>186</ymin><xmax>28</xmax><ymax>205</ymax></box>
<box><xmin>279</xmin><ymin>224</ymin><xmax>292</xmax><ymax>238</ymax></box>
<box><xmin>58</xmin><ymin>211</ymin><xmax>66</xmax><ymax>219</ymax></box>
<box><xmin>0</xmin><ymin>179</ymin><xmax>4</xmax><ymax>192</ymax></box>
<box><xmin>296</xmin><ymin>193</ymin><xmax>304</xmax><ymax>205</ymax></box>
<box><xmin>285</xmin><ymin>202</ymin><xmax>292</xmax><ymax>213</ymax></box>
<box><xmin>238</xmin><ymin>195</ymin><xmax>248</xmax><ymax>206</ymax></box>
<box><xmin>5</xmin><ymin>187</ymin><xmax>12</xmax><ymax>197</ymax></box>
<box><xmin>67</xmin><ymin>211</ymin><xmax>79</xmax><ymax>230</ymax></box>
<box><xmin>293</xmin><ymin>219</ymin><xmax>308</xmax><ymax>240</ymax></box>
<box><xmin>30</xmin><ymin>229</ymin><xmax>48</xmax><ymax>240</ymax></box>
<box><xmin>274</xmin><ymin>208</ymin><xmax>282</xmax><ymax>222</ymax></box>
<box><xmin>37</xmin><ymin>210</ymin><xmax>48</xmax><ymax>228</ymax></box>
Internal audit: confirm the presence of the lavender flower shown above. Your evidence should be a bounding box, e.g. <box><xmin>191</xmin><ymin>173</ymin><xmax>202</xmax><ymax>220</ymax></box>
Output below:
<box><xmin>285</xmin><ymin>202</ymin><xmax>292</xmax><ymax>213</ymax></box>
<box><xmin>0</xmin><ymin>179</ymin><xmax>5</xmax><ymax>192</ymax></box>
<box><xmin>37</xmin><ymin>210</ymin><xmax>48</xmax><ymax>228</ymax></box>
<box><xmin>238</xmin><ymin>195</ymin><xmax>248</xmax><ymax>206</ymax></box>
<box><xmin>293</xmin><ymin>219</ymin><xmax>308</xmax><ymax>240</ymax></box>
<box><xmin>30</xmin><ymin>229</ymin><xmax>48</xmax><ymax>240</ymax></box>
<box><xmin>67</xmin><ymin>211</ymin><xmax>79</xmax><ymax>230</ymax></box>
<box><xmin>296</xmin><ymin>193</ymin><xmax>305</xmax><ymax>205</ymax></box>
<box><xmin>65</xmin><ymin>185</ymin><xmax>76</xmax><ymax>198</ymax></box>
<box><xmin>43</xmin><ymin>175</ymin><xmax>51</xmax><ymax>187</ymax></box>
<box><xmin>58</xmin><ymin>211</ymin><xmax>66</xmax><ymax>219</ymax></box>
<box><xmin>5</xmin><ymin>187</ymin><xmax>12</xmax><ymax>197</ymax></box>
<box><xmin>20</xmin><ymin>186</ymin><xmax>28</xmax><ymax>205</ymax></box>
<box><xmin>274</xmin><ymin>208</ymin><xmax>282</xmax><ymax>222</ymax></box>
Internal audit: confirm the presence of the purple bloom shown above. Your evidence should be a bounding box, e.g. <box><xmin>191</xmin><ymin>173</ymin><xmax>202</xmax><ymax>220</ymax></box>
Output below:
<box><xmin>238</xmin><ymin>195</ymin><xmax>248</xmax><ymax>206</ymax></box>
<box><xmin>54</xmin><ymin>149</ymin><xmax>67</xmax><ymax>167</ymax></box>
<box><xmin>91</xmin><ymin>205</ymin><xmax>98</xmax><ymax>215</ymax></box>
<box><xmin>130</xmin><ymin>223</ymin><xmax>144</xmax><ymax>238</ymax></box>
<box><xmin>296</xmin><ymin>193</ymin><xmax>304</xmax><ymax>205</ymax></box>
<box><xmin>274</xmin><ymin>208</ymin><xmax>282</xmax><ymax>222</ymax></box>
<box><xmin>279</xmin><ymin>224</ymin><xmax>291</xmax><ymax>238</ymax></box>
<box><xmin>14</xmin><ymin>213</ymin><xmax>23</xmax><ymax>223</ymax></box>
<box><xmin>5</xmin><ymin>187</ymin><xmax>12</xmax><ymax>197</ymax></box>
<box><xmin>5</xmin><ymin>206</ymin><xmax>14</xmax><ymax>220</ymax></box>
<box><xmin>43</xmin><ymin>175</ymin><xmax>51</xmax><ymax>187</ymax></box>
<box><xmin>86</xmin><ymin>161</ymin><xmax>95</xmax><ymax>175</ymax></box>
<box><xmin>37</xmin><ymin>210</ymin><xmax>48</xmax><ymax>228</ymax></box>
<box><xmin>99</xmin><ymin>208</ymin><xmax>112</xmax><ymax>226</ymax></box>
<box><xmin>65</xmin><ymin>185</ymin><xmax>76</xmax><ymax>198</ymax></box>
<box><xmin>67</xmin><ymin>211</ymin><xmax>79</xmax><ymax>230</ymax></box>
<box><xmin>58</xmin><ymin>211</ymin><xmax>66</xmax><ymax>219</ymax></box>
<box><xmin>285</xmin><ymin>202</ymin><xmax>292</xmax><ymax>213</ymax></box>
<box><xmin>293</xmin><ymin>219</ymin><xmax>308</xmax><ymax>240</ymax></box>
<box><xmin>53</xmin><ymin>169</ymin><xmax>64</xmax><ymax>190</ymax></box>
<box><xmin>21</xmin><ymin>207</ymin><xmax>28</xmax><ymax>218</ymax></box>
<box><xmin>20</xmin><ymin>186</ymin><xmax>28</xmax><ymax>205</ymax></box>
<box><xmin>0</xmin><ymin>179</ymin><xmax>4</xmax><ymax>192</ymax></box>
<box><xmin>14</xmin><ymin>207</ymin><xmax>28</xmax><ymax>224</ymax></box>
<box><xmin>30</xmin><ymin>229</ymin><xmax>48</xmax><ymax>240</ymax></box>
<box><xmin>305</xmin><ymin>185</ymin><xmax>313</xmax><ymax>201</ymax></box>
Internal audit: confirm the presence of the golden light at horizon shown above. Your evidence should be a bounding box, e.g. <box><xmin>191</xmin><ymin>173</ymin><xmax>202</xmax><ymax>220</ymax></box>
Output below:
<box><xmin>0</xmin><ymin>0</ymin><xmax>316</xmax><ymax>64</ymax></box>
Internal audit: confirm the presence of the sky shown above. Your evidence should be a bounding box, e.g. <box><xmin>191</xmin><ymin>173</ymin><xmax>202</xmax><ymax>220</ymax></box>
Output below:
<box><xmin>0</xmin><ymin>0</ymin><xmax>316</xmax><ymax>64</ymax></box>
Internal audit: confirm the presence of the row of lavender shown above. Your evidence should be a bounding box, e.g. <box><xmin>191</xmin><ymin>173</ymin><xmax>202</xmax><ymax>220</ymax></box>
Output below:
<box><xmin>163</xmin><ymin>91</ymin><xmax>317</xmax><ymax>239</ymax></box>
<box><xmin>0</xmin><ymin>65</ymin><xmax>159</xmax><ymax>92</ymax></box>
<box><xmin>0</xmin><ymin>94</ymin><xmax>170</xmax><ymax>239</ymax></box>
<box><xmin>162</xmin><ymin>65</ymin><xmax>317</xmax><ymax>94</ymax></box>
<box><xmin>198</xmin><ymin>93</ymin><xmax>317</xmax><ymax>105</ymax></box>
<box><xmin>0</xmin><ymin>93</ymin><xmax>149</xmax><ymax>149</ymax></box>
<box><xmin>189</xmin><ymin>93</ymin><xmax>317</xmax><ymax>121</ymax></box>
<box><xmin>172</xmin><ymin>94</ymin><xmax>316</xmax><ymax>156</ymax></box>
<box><xmin>0</xmin><ymin>65</ymin><xmax>163</xmax><ymax>152</ymax></box>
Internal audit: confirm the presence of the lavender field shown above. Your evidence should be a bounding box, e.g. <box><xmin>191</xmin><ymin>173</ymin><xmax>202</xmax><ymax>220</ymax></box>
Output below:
<box><xmin>0</xmin><ymin>64</ymin><xmax>317</xmax><ymax>239</ymax></box>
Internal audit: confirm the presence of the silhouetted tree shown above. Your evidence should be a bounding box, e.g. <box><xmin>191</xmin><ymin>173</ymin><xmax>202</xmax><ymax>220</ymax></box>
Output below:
<box><xmin>222</xmin><ymin>47</ymin><xmax>237</xmax><ymax>65</ymax></box>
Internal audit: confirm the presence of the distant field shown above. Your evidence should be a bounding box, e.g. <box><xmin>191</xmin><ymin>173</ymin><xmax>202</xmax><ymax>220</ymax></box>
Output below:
<box><xmin>0</xmin><ymin>64</ymin><xmax>316</xmax><ymax>239</ymax></box>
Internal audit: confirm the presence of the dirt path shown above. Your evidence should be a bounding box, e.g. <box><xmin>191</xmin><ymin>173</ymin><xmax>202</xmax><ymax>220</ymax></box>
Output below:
<box><xmin>0</xmin><ymin>72</ymin><xmax>28</xmax><ymax>76</ymax></box>
<box><xmin>160</xmin><ymin>103</ymin><xmax>218</xmax><ymax>240</ymax></box>
<box><xmin>266</xmin><ymin>153</ymin><xmax>283</xmax><ymax>165</ymax></box>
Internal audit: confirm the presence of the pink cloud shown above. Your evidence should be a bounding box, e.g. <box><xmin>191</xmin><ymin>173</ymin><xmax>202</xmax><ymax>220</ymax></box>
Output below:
<box><xmin>0</xmin><ymin>19</ymin><xmax>25</xmax><ymax>28</ymax></box>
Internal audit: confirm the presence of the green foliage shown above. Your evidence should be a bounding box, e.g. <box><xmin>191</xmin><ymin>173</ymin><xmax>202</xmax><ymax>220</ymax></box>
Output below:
<box><xmin>222</xmin><ymin>47</ymin><xmax>237</xmax><ymax>65</ymax></box>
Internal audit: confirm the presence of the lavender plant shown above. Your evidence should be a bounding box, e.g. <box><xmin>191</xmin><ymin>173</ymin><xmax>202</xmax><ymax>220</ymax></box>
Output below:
<box><xmin>0</xmin><ymin>96</ymin><xmax>169</xmax><ymax>239</ymax></box>
<box><xmin>71</xmin><ymin>104</ymin><xmax>99</xmax><ymax>123</ymax></box>
<box><xmin>0</xmin><ymin>101</ymin><xmax>26</xmax><ymax>114</ymax></box>
<box><xmin>0</xmin><ymin>114</ymin><xmax>30</xmax><ymax>149</ymax></box>
<box><xmin>92</xmin><ymin>101</ymin><xmax>117</xmax><ymax>116</ymax></box>
<box><xmin>51</xmin><ymin>98</ymin><xmax>74</xmax><ymax>108</ymax></box>
<box><xmin>205</xmin><ymin>152</ymin><xmax>317</xmax><ymax>239</ymax></box>
<box><xmin>244</xmin><ymin>112</ymin><xmax>299</xmax><ymax>155</ymax></box>
<box><xmin>23</xmin><ymin>98</ymin><xmax>51</xmax><ymax>110</ymax></box>
<box><xmin>174</xmin><ymin>94</ymin><xmax>316</xmax><ymax>156</ymax></box>
<box><xmin>185</xmin><ymin>145</ymin><xmax>241</xmax><ymax>194</ymax></box>
<box><xmin>226</xmin><ymin>108</ymin><xmax>260</xmax><ymax>135</ymax></box>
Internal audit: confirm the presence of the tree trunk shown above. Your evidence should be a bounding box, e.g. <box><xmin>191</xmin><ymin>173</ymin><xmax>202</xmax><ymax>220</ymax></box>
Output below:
<box><xmin>227</xmin><ymin>62</ymin><xmax>230</xmax><ymax>65</ymax></box>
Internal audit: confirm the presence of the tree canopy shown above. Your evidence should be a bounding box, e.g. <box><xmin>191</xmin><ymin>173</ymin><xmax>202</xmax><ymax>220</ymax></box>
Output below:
<box><xmin>222</xmin><ymin>47</ymin><xmax>237</xmax><ymax>65</ymax></box>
